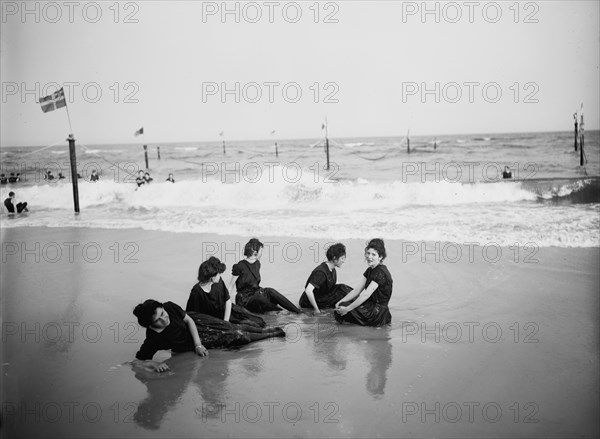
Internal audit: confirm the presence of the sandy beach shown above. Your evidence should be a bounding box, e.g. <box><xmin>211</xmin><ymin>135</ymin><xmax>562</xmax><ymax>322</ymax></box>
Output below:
<box><xmin>1</xmin><ymin>226</ymin><xmax>598</xmax><ymax>438</ymax></box>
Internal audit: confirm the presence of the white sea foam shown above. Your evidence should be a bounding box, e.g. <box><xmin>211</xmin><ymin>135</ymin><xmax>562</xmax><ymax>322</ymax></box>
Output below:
<box><xmin>2</xmin><ymin>177</ymin><xmax>598</xmax><ymax>247</ymax></box>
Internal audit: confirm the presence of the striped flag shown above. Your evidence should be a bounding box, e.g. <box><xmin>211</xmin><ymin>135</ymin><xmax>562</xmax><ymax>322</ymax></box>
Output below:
<box><xmin>39</xmin><ymin>88</ymin><xmax>66</xmax><ymax>113</ymax></box>
<box><xmin>134</xmin><ymin>127</ymin><xmax>144</xmax><ymax>136</ymax></box>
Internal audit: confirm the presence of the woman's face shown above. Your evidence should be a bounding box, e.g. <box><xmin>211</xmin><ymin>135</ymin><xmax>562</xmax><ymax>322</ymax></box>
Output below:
<box><xmin>333</xmin><ymin>255</ymin><xmax>346</xmax><ymax>268</ymax></box>
<box><xmin>211</xmin><ymin>272</ymin><xmax>221</xmax><ymax>283</ymax></box>
<box><xmin>365</xmin><ymin>248</ymin><xmax>382</xmax><ymax>267</ymax></box>
<box><xmin>255</xmin><ymin>247</ymin><xmax>263</xmax><ymax>260</ymax></box>
<box><xmin>150</xmin><ymin>307</ymin><xmax>170</xmax><ymax>330</ymax></box>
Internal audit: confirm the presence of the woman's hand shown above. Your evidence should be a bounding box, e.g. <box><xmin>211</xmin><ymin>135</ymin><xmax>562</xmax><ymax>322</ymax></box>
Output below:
<box><xmin>335</xmin><ymin>305</ymin><xmax>349</xmax><ymax>316</ymax></box>
<box><xmin>152</xmin><ymin>361</ymin><xmax>170</xmax><ymax>372</ymax></box>
<box><xmin>195</xmin><ymin>344</ymin><xmax>209</xmax><ymax>357</ymax></box>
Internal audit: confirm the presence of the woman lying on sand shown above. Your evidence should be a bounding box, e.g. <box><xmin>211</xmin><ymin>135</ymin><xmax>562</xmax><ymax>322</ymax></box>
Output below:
<box><xmin>186</xmin><ymin>256</ymin><xmax>266</xmax><ymax>327</ymax></box>
<box><xmin>229</xmin><ymin>238</ymin><xmax>302</xmax><ymax>314</ymax></box>
<box><xmin>334</xmin><ymin>239</ymin><xmax>393</xmax><ymax>327</ymax></box>
<box><xmin>299</xmin><ymin>242</ymin><xmax>353</xmax><ymax>314</ymax></box>
<box><xmin>132</xmin><ymin>300</ymin><xmax>285</xmax><ymax>372</ymax></box>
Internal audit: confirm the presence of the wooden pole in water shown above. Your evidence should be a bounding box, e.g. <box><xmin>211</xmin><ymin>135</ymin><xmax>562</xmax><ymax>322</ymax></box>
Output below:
<box><xmin>574</xmin><ymin>113</ymin><xmax>578</xmax><ymax>151</ymax></box>
<box><xmin>580</xmin><ymin>111</ymin><xmax>585</xmax><ymax>166</ymax></box>
<box><xmin>407</xmin><ymin>130</ymin><xmax>410</xmax><ymax>154</ymax></box>
<box><xmin>222</xmin><ymin>139</ymin><xmax>226</xmax><ymax>155</ymax></box>
<box><xmin>143</xmin><ymin>145</ymin><xmax>149</xmax><ymax>169</ymax></box>
<box><xmin>275</xmin><ymin>141</ymin><xmax>279</xmax><ymax>158</ymax></box>
<box><xmin>324</xmin><ymin>118</ymin><xmax>330</xmax><ymax>171</ymax></box>
<box><xmin>434</xmin><ymin>137</ymin><xmax>437</xmax><ymax>150</ymax></box>
<box><xmin>67</xmin><ymin>134</ymin><xmax>80</xmax><ymax>214</ymax></box>
<box><xmin>157</xmin><ymin>146</ymin><xmax>161</xmax><ymax>160</ymax></box>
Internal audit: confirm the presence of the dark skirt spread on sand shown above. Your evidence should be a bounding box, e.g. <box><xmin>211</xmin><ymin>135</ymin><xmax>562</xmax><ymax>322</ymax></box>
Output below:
<box><xmin>333</xmin><ymin>301</ymin><xmax>392</xmax><ymax>327</ymax></box>
<box><xmin>188</xmin><ymin>312</ymin><xmax>281</xmax><ymax>348</ymax></box>
<box><xmin>299</xmin><ymin>283</ymin><xmax>353</xmax><ymax>309</ymax></box>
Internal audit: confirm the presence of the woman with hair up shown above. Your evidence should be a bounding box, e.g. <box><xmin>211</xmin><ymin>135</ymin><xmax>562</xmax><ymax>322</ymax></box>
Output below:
<box><xmin>229</xmin><ymin>238</ymin><xmax>302</xmax><ymax>314</ymax></box>
<box><xmin>132</xmin><ymin>300</ymin><xmax>285</xmax><ymax>372</ymax></box>
<box><xmin>299</xmin><ymin>243</ymin><xmax>353</xmax><ymax>314</ymax></box>
<box><xmin>186</xmin><ymin>256</ymin><xmax>266</xmax><ymax>328</ymax></box>
<box><xmin>334</xmin><ymin>239</ymin><xmax>393</xmax><ymax>327</ymax></box>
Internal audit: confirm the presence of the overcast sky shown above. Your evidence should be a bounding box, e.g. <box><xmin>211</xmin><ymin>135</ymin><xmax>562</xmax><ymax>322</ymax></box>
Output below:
<box><xmin>1</xmin><ymin>0</ymin><xmax>598</xmax><ymax>146</ymax></box>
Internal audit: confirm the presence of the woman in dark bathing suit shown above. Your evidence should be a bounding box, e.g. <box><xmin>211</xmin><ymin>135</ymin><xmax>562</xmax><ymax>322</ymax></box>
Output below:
<box><xmin>186</xmin><ymin>256</ymin><xmax>266</xmax><ymax>328</ymax></box>
<box><xmin>334</xmin><ymin>239</ymin><xmax>393</xmax><ymax>327</ymax></box>
<box><xmin>299</xmin><ymin>243</ymin><xmax>352</xmax><ymax>314</ymax></box>
<box><xmin>229</xmin><ymin>238</ymin><xmax>302</xmax><ymax>314</ymax></box>
<box><xmin>132</xmin><ymin>300</ymin><xmax>284</xmax><ymax>372</ymax></box>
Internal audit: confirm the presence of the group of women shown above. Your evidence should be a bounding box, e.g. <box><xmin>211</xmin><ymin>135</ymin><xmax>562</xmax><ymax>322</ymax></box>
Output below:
<box><xmin>133</xmin><ymin>238</ymin><xmax>393</xmax><ymax>372</ymax></box>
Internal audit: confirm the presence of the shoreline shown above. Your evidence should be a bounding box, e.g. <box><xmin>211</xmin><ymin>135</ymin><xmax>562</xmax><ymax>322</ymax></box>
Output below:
<box><xmin>1</xmin><ymin>226</ymin><xmax>598</xmax><ymax>438</ymax></box>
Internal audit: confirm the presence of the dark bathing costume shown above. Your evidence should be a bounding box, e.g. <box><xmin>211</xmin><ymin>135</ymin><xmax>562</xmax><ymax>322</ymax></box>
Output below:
<box><xmin>186</xmin><ymin>278</ymin><xmax>266</xmax><ymax>327</ymax></box>
<box><xmin>299</xmin><ymin>262</ymin><xmax>352</xmax><ymax>309</ymax></box>
<box><xmin>232</xmin><ymin>259</ymin><xmax>302</xmax><ymax>314</ymax></box>
<box><xmin>135</xmin><ymin>302</ymin><xmax>283</xmax><ymax>361</ymax></box>
<box><xmin>334</xmin><ymin>264</ymin><xmax>393</xmax><ymax>327</ymax></box>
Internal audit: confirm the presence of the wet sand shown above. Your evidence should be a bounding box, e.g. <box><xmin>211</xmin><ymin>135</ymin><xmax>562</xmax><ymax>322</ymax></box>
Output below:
<box><xmin>1</xmin><ymin>226</ymin><xmax>598</xmax><ymax>438</ymax></box>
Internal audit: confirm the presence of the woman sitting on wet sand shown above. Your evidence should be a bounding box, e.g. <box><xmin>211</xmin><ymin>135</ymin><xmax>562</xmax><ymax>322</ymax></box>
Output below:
<box><xmin>334</xmin><ymin>239</ymin><xmax>393</xmax><ymax>327</ymax></box>
<box><xmin>132</xmin><ymin>300</ymin><xmax>285</xmax><ymax>372</ymax></box>
<box><xmin>299</xmin><ymin>243</ymin><xmax>353</xmax><ymax>314</ymax></box>
<box><xmin>229</xmin><ymin>238</ymin><xmax>302</xmax><ymax>314</ymax></box>
<box><xmin>186</xmin><ymin>256</ymin><xmax>266</xmax><ymax>328</ymax></box>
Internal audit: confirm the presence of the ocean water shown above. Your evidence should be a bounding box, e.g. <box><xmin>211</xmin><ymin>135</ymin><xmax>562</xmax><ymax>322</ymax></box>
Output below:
<box><xmin>1</xmin><ymin>131</ymin><xmax>599</xmax><ymax>247</ymax></box>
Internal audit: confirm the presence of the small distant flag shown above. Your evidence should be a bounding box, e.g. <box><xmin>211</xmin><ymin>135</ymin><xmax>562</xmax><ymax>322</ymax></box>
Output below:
<box><xmin>39</xmin><ymin>88</ymin><xmax>66</xmax><ymax>113</ymax></box>
<box><xmin>219</xmin><ymin>131</ymin><xmax>224</xmax><ymax>137</ymax></box>
<box><xmin>270</xmin><ymin>130</ymin><xmax>276</xmax><ymax>135</ymax></box>
<box><xmin>134</xmin><ymin>127</ymin><xmax>144</xmax><ymax>136</ymax></box>
<box><xmin>321</xmin><ymin>123</ymin><xmax>325</xmax><ymax>130</ymax></box>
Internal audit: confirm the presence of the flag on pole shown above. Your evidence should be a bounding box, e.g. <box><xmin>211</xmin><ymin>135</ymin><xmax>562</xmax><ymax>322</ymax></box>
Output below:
<box><xmin>219</xmin><ymin>131</ymin><xmax>224</xmax><ymax>137</ymax></box>
<box><xmin>321</xmin><ymin>123</ymin><xmax>325</xmax><ymax>130</ymax></box>
<box><xmin>39</xmin><ymin>88</ymin><xmax>66</xmax><ymax>113</ymax></box>
<box><xmin>270</xmin><ymin>130</ymin><xmax>276</xmax><ymax>135</ymax></box>
<box><xmin>134</xmin><ymin>127</ymin><xmax>144</xmax><ymax>136</ymax></box>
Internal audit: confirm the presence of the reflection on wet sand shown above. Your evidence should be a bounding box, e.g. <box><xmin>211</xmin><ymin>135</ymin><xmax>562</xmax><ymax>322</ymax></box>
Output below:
<box><xmin>131</xmin><ymin>346</ymin><xmax>268</xmax><ymax>429</ymax></box>
<box><xmin>132</xmin><ymin>353</ymin><xmax>200</xmax><ymax>430</ymax></box>
<box><xmin>364</xmin><ymin>333</ymin><xmax>393</xmax><ymax>399</ymax></box>
<box><xmin>311</xmin><ymin>316</ymin><xmax>393</xmax><ymax>399</ymax></box>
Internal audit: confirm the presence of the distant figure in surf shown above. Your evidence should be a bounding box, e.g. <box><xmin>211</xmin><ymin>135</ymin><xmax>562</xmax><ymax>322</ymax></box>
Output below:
<box><xmin>132</xmin><ymin>299</ymin><xmax>285</xmax><ymax>372</ymax></box>
<box><xmin>502</xmin><ymin>166</ymin><xmax>512</xmax><ymax>179</ymax></box>
<box><xmin>334</xmin><ymin>239</ymin><xmax>393</xmax><ymax>327</ymax></box>
<box><xmin>299</xmin><ymin>243</ymin><xmax>352</xmax><ymax>314</ymax></box>
<box><xmin>229</xmin><ymin>238</ymin><xmax>303</xmax><ymax>314</ymax></box>
<box><xmin>166</xmin><ymin>173</ymin><xmax>175</xmax><ymax>183</ymax></box>
<box><xmin>186</xmin><ymin>256</ymin><xmax>266</xmax><ymax>327</ymax></box>
<box><xmin>90</xmin><ymin>169</ymin><xmax>99</xmax><ymax>182</ymax></box>
<box><xmin>58</xmin><ymin>172</ymin><xmax>65</xmax><ymax>180</ymax></box>
<box><xmin>0</xmin><ymin>174</ymin><xmax>7</xmax><ymax>184</ymax></box>
<box><xmin>44</xmin><ymin>170</ymin><xmax>55</xmax><ymax>180</ymax></box>
<box><xmin>4</xmin><ymin>191</ymin><xmax>28</xmax><ymax>214</ymax></box>
<box><xmin>144</xmin><ymin>172</ymin><xmax>153</xmax><ymax>184</ymax></box>
<box><xmin>136</xmin><ymin>170</ymin><xmax>146</xmax><ymax>187</ymax></box>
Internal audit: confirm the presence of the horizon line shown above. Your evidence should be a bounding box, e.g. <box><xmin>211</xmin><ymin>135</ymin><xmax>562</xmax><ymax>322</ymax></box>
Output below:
<box><xmin>1</xmin><ymin>128</ymin><xmax>597</xmax><ymax>149</ymax></box>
